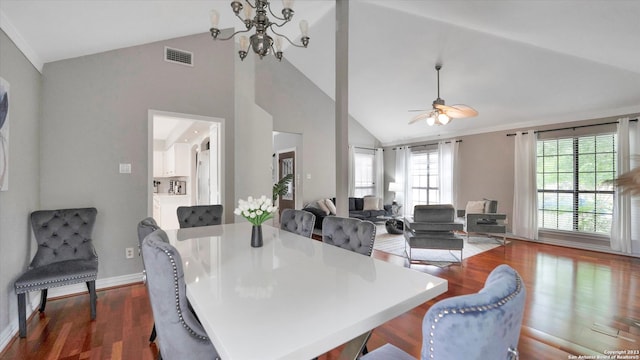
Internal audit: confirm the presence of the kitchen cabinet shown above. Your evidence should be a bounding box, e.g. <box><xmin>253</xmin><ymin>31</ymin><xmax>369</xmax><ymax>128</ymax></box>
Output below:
<box><xmin>163</xmin><ymin>143</ymin><xmax>190</xmax><ymax>177</ymax></box>
<box><xmin>153</xmin><ymin>194</ymin><xmax>191</xmax><ymax>230</ymax></box>
<box><xmin>153</xmin><ymin>151</ymin><xmax>164</xmax><ymax>178</ymax></box>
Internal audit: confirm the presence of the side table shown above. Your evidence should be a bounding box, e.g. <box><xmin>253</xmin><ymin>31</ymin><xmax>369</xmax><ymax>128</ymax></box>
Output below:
<box><xmin>382</xmin><ymin>217</ymin><xmax>404</xmax><ymax>234</ymax></box>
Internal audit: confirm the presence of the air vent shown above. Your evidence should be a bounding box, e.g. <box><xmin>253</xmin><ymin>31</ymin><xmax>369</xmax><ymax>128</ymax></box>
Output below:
<box><xmin>165</xmin><ymin>47</ymin><xmax>193</xmax><ymax>66</ymax></box>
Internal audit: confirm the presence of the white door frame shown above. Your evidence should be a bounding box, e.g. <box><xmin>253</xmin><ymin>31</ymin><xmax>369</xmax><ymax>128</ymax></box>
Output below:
<box><xmin>147</xmin><ymin>109</ymin><xmax>225</xmax><ymax>218</ymax></box>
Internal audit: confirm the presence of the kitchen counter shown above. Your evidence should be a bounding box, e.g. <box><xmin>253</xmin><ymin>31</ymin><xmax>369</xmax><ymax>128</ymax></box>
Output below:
<box><xmin>153</xmin><ymin>193</ymin><xmax>191</xmax><ymax>230</ymax></box>
<box><xmin>153</xmin><ymin>193</ymin><xmax>189</xmax><ymax>198</ymax></box>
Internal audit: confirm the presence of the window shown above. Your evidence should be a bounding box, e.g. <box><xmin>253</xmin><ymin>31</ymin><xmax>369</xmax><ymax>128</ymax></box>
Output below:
<box><xmin>537</xmin><ymin>133</ymin><xmax>616</xmax><ymax>234</ymax></box>
<box><xmin>354</xmin><ymin>151</ymin><xmax>375</xmax><ymax>197</ymax></box>
<box><xmin>409</xmin><ymin>149</ymin><xmax>440</xmax><ymax>206</ymax></box>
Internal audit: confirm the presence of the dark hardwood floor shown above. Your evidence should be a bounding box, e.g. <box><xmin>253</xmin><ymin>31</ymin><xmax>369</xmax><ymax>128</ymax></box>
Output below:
<box><xmin>2</xmin><ymin>239</ymin><xmax>639</xmax><ymax>360</ymax></box>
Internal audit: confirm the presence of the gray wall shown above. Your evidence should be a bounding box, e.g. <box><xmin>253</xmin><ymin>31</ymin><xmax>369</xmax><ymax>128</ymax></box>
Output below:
<box><xmin>39</xmin><ymin>32</ymin><xmax>235</xmax><ymax>280</ymax></box>
<box><xmin>255</xmin><ymin>57</ymin><xmax>380</xmax><ymax>204</ymax></box>
<box><xmin>0</xmin><ymin>30</ymin><xmax>42</xmax><ymax>343</ymax></box>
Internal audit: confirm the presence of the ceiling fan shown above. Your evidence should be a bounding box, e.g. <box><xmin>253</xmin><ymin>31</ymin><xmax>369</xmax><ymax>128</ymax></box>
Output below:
<box><xmin>408</xmin><ymin>64</ymin><xmax>478</xmax><ymax>126</ymax></box>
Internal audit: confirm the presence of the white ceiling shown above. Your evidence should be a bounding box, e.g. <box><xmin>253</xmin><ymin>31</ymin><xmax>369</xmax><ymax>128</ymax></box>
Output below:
<box><xmin>2</xmin><ymin>0</ymin><xmax>640</xmax><ymax>146</ymax></box>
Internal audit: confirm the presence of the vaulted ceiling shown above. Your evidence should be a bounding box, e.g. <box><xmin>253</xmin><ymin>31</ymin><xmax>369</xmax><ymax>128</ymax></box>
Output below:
<box><xmin>2</xmin><ymin>0</ymin><xmax>639</xmax><ymax>146</ymax></box>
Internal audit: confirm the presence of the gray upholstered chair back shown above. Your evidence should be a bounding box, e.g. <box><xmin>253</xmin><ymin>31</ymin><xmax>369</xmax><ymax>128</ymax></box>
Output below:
<box><xmin>361</xmin><ymin>264</ymin><xmax>526</xmax><ymax>360</ymax></box>
<box><xmin>177</xmin><ymin>205</ymin><xmax>223</xmax><ymax>228</ymax></box>
<box><xmin>142</xmin><ymin>229</ymin><xmax>219</xmax><ymax>360</ymax></box>
<box><xmin>29</xmin><ymin>208</ymin><xmax>98</xmax><ymax>267</ymax></box>
<box><xmin>413</xmin><ymin>204</ymin><xmax>456</xmax><ymax>223</ymax></box>
<box><xmin>136</xmin><ymin>217</ymin><xmax>161</xmax><ymax>342</ymax></box>
<box><xmin>421</xmin><ymin>264</ymin><xmax>526</xmax><ymax>359</ymax></box>
<box><xmin>280</xmin><ymin>209</ymin><xmax>316</xmax><ymax>238</ymax></box>
<box><xmin>137</xmin><ymin>217</ymin><xmax>159</xmax><ymax>248</ymax></box>
<box><xmin>321</xmin><ymin>216</ymin><xmax>376</xmax><ymax>256</ymax></box>
<box><xmin>14</xmin><ymin>207</ymin><xmax>98</xmax><ymax>338</ymax></box>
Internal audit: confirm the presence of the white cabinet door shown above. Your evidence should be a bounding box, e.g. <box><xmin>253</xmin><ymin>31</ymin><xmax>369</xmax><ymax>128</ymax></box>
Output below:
<box><xmin>172</xmin><ymin>143</ymin><xmax>190</xmax><ymax>177</ymax></box>
<box><xmin>163</xmin><ymin>143</ymin><xmax>190</xmax><ymax>177</ymax></box>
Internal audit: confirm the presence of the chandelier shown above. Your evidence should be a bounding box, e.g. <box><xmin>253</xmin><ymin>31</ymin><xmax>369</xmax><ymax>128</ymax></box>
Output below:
<box><xmin>209</xmin><ymin>0</ymin><xmax>310</xmax><ymax>61</ymax></box>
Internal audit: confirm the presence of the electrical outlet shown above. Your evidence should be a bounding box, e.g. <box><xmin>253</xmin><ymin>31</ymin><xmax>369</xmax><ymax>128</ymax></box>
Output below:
<box><xmin>503</xmin><ymin>218</ymin><xmax>509</xmax><ymax>224</ymax></box>
<box><xmin>125</xmin><ymin>247</ymin><xmax>134</xmax><ymax>259</ymax></box>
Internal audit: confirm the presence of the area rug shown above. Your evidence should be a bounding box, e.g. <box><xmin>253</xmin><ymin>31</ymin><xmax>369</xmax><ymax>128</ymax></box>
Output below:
<box><xmin>373</xmin><ymin>225</ymin><xmax>505</xmax><ymax>267</ymax></box>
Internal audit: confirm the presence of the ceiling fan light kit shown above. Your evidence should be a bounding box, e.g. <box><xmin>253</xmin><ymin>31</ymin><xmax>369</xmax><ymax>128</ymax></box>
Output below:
<box><xmin>409</xmin><ymin>64</ymin><xmax>478</xmax><ymax>126</ymax></box>
<box><xmin>209</xmin><ymin>0</ymin><xmax>310</xmax><ymax>62</ymax></box>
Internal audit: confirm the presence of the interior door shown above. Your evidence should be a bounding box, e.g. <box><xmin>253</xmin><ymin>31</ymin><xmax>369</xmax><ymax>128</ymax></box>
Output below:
<box><xmin>278</xmin><ymin>151</ymin><xmax>295</xmax><ymax>216</ymax></box>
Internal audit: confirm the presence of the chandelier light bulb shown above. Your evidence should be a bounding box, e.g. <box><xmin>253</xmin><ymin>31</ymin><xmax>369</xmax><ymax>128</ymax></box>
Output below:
<box><xmin>299</xmin><ymin>20</ymin><xmax>309</xmax><ymax>37</ymax></box>
<box><xmin>239</xmin><ymin>35</ymin><xmax>249</xmax><ymax>50</ymax></box>
<box><xmin>275</xmin><ymin>36</ymin><xmax>283</xmax><ymax>52</ymax></box>
<box><xmin>243</xmin><ymin>1</ymin><xmax>253</xmax><ymax>20</ymax></box>
<box><xmin>210</xmin><ymin>10</ymin><xmax>220</xmax><ymax>27</ymax></box>
<box><xmin>282</xmin><ymin>0</ymin><xmax>295</xmax><ymax>9</ymax></box>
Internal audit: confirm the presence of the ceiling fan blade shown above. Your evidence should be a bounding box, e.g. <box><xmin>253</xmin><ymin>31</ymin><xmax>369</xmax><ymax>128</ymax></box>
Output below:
<box><xmin>435</xmin><ymin>104</ymin><xmax>478</xmax><ymax>118</ymax></box>
<box><xmin>408</xmin><ymin>112</ymin><xmax>429</xmax><ymax>124</ymax></box>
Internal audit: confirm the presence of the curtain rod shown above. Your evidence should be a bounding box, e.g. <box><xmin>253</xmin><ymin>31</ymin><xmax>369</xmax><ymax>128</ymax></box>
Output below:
<box><xmin>392</xmin><ymin>139</ymin><xmax>462</xmax><ymax>150</ymax></box>
<box><xmin>506</xmin><ymin>118</ymin><xmax>638</xmax><ymax>137</ymax></box>
<box><xmin>353</xmin><ymin>146</ymin><xmax>379</xmax><ymax>151</ymax></box>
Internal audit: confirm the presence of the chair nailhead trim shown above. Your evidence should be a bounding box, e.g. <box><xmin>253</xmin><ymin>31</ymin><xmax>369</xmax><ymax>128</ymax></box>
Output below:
<box><xmin>159</xmin><ymin>246</ymin><xmax>209</xmax><ymax>341</ymax></box>
<box><xmin>15</xmin><ymin>272</ymin><xmax>97</xmax><ymax>293</ymax></box>
<box><xmin>427</xmin><ymin>274</ymin><xmax>523</xmax><ymax>358</ymax></box>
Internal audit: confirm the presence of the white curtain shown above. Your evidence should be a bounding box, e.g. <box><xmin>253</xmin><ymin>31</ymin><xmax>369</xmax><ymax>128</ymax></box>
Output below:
<box><xmin>611</xmin><ymin>117</ymin><xmax>636</xmax><ymax>254</ymax></box>
<box><xmin>348</xmin><ymin>145</ymin><xmax>355</xmax><ymax>197</ymax></box>
<box><xmin>395</xmin><ymin>147</ymin><xmax>409</xmax><ymax>217</ymax></box>
<box><xmin>512</xmin><ymin>131</ymin><xmax>539</xmax><ymax>240</ymax></box>
<box><xmin>439</xmin><ymin>140</ymin><xmax>459</xmax><ymax>206</ymax></box>
<box><xmin>375</xmin><ymin>148</ymin><xmax>384</xmax><ymax>200</ymax></box>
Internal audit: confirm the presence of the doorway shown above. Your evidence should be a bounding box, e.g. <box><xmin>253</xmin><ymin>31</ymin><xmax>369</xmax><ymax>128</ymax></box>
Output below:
<box><xmin>148</xmin><ymin>110</ymin><xmax>224</xmax><ymax>225</ymax></box>
<box><xmin>277</xmin><ymin>150</ymin><xmax>295</xmax><ymax>216</ymax></box>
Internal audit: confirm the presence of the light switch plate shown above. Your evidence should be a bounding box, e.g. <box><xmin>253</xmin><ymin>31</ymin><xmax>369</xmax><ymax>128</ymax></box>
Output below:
<box><xmin>119</xmin><ymin>163</ymin><xmax>131</xmax><ymax>174</ymax></box>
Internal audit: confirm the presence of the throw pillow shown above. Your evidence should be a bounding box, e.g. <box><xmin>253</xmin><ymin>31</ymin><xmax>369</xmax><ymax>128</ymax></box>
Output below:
<box><xmin>317</xmin><ymin>200</ymin><xmax>331</xmax><ymax>215</ymax></box>
<box><xmin>363</xmin><ymin>197</ymin><xmax>380</xmax><ymax>211</ymax></box>
<box><xmin>465</xmin><ymin>200</ymin><xmax>486</xmax><ymax>214</ymax></box>
<box><xmin>324</xmin><ymin>198</ymin><xmax>337</xmax><ymax>215</ymax></box>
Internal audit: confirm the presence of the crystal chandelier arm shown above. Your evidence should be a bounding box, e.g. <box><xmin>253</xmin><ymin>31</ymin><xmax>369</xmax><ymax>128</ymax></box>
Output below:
<box><xmin>245</xmin><ymin>0</ymin><xmax>257</xmax><ymax>9</ymax></box>
<box><xmin>269</xmin><ymin>26</ymin><xmax>306</xmax><ymax>48</ymax></box>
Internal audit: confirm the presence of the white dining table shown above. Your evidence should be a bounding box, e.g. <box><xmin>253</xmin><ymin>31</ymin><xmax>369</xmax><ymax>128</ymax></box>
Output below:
<box><xmin>167</xmin><ymin>222</ymin><xmax>447</xmax><ymax>360</ymax></box>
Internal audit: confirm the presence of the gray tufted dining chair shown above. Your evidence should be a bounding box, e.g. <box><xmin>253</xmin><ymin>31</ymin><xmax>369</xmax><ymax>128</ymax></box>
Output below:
<box><xmin>360</xmin><ymin>264</ymin><xmax>526</xmax><ymax>360</ymax></box>
<box><xmin>280</xmin><ymin>209</ymin><xmax>316</xmax><ymax>238</ymax></box>
<box><xmin>142</xmin><ymin>229</ymin><xmax>220</xmax><ymax>360</ymax></box>
<box><xmin>321</xmin><ymin>216</ymin><xmax>377</xmax><ymax>256</ymax></box>
<box><xmin>136</xmin><ymin>217</ymin><xmax>160</xmax><ymax>342</ymax></box>
<box><xmin>176</xmin><ymin>205</ymin><xmax>223</xmax><ymax>228</ymax></box>
<box><xmin>14</xmin><ymin>207</ymin><xmax>98</xmax><ymax>338</ymax></box>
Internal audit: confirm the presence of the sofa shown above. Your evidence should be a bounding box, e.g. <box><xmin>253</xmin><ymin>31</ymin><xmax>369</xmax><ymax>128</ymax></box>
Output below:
<box><xmin>304</xmin><ymin>196</ymin><xmax>391</xmax><ymax>230</ymax></box>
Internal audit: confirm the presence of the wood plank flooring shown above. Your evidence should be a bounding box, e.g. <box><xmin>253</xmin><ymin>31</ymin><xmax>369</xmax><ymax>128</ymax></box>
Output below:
<box><xmin>1</xmin><ymin>239</ymin><xmax>639</xmax><ymax>360</ymax></box>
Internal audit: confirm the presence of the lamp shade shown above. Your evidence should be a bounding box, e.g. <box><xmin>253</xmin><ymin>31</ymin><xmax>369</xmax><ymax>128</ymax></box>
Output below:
<box><xmin>388</xmin><ymin>182</ymin><xmax>402</xmax><ymax>192</ymax></box>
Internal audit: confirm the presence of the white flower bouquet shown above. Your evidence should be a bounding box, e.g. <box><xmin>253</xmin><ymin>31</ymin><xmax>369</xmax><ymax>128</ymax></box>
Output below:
<box><xmin>234</xmin><ymin>195</ymin><xmax>278</xmax><ymax>226</ymax></box>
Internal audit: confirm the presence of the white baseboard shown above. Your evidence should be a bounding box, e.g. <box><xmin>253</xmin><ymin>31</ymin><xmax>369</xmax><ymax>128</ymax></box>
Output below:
<box><xmin>0</xmin><ymin>272</ymin><xmax>143</xmax><ymax>353</ymax></box>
